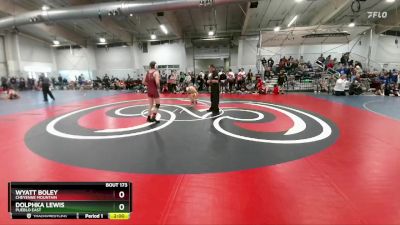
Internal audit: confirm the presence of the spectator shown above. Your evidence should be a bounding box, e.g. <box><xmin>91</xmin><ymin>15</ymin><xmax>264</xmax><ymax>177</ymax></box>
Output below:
<box><xmin>337</xmin><ymin>64</ymin><xmax>346</xmax><ymax>74</ymax></box>
<box><xmin>327</xmin><ymin>60</ymin><xmax>334</xmax><ymax>69</ymax></box>
<box><xmin>168</xmin><ymin>70</ymin><xmax>177</xmax><ymax>93</ymax></box>
<box><xmin>318</xmin><ymin>54</ymin><xmax>325</xmax><ymax>63</ymax></box>
<box><xmin>273</xmin><ymin>84</ymin><xmax>279</xmax><ymax>95</ymax></box>
<box><xmin>19</xmin><ymin>77</ymin><xmax>26</xmax><ymax>90</ymax></box>
<box><xmin>10</xmin><ymin>76</ymin><xmax>17</xmax><ymax>90</ymax></box>
<box><xmin>199</xmin><ymin>71</ymin><xmax>205</xmax><ymax>80</ymax></box>
<box><xmin>334</xmin><ymin>74</ymin><xmax>347</xmax><ymax>96</ymax></box>
<box><xmin>58</xmin><ymin>74</ymin><xmax>63</xmax><ymax>89</ymax></box>
<box><xmin>191</xmin><ymin>72</ymin><xmax>196</xmax><ymax>86</ymax></box>
<box><xmin>103</xmin><ymin>74</ymin><xmax>110</xmax><ymax>89</ymax></box>
<box><xmin>62</xmin><ymin>77</ymin><xmax>68</xmax><ymax>87</ymax></box>
<box><xmin>299</xmin><ymin>56</ymin><xmax>305</xmax><ymax>65</ymax></box>
<box><xmin>196</xmin><ymin>73</ymin><xmax>204</xmax><ymax>91</ymax></box>
<box><xmin>179</xmin><ymin>72</ymin><xmax>185</xmax><ymax>84</ymax></box>
<box><xmin>29</xmin><ymin>77</ymin><xmax>36</xmax><ymax>90</ymax></box>
<box><xmin>277</xmin><ymin>71</ymin><xmax>287</xmax><ymax>94</ymax></box>
<box><xmin>160</xmin><ymin>71</ymin><xmax>168</xmax><ymax>92</ymax></box>
<box><xmin>51</xmin><ymin>77</ymin><xmax>56</xmax><ymax>87</ymax></box>
<box><xmin>355</xmin><ymin>65</ymin><xmax>363</xmax><ymax>76</ymax></box>
<box><xmin>393</xmin><ymin>69</ymin><xmax>399</xmax><ymax>96</ymax></box>
<box><xmin>325</xmin><ymin>55</ymin><xmax>331</xmax><ymax>66</ymax></box>
<box><xmin>279</xmin><ymin>57</ymin><xmax>287</xmax><ymax>70</ymax></box>
<box><xmin>340</xmin><ymin>53</ymin><xmax>349</xmax><ymax>66</ymax></box>
<box><xmin>261</xmin><ymin>57</ymin><xmax>267</xmax><ymax>67</ymax></box>
<box><xmin>267</xmin><ymin>57</ymin><xmax>274</xmax><ymax>67</ymax></box>
<box><xmin>219</xmin><ymin>70</ymin><xmax>227</xmax><ymax>93</ymax></box>
<box><xmin>333</xmin><ymin>58</ymin><xmax>338</xmax><ymax>69</ymax></box>
<box><xmin>237</xmin><ymin>68</ymin><xmax>245</xmax><ymax>91</ymax></box>
<box><xmin>184</xmin><ymin>72</ymin><xmax>192</xmax><ymax>89</ymax></box>
<box><xmin>1</xmin><ymin>76</ymin><xmax>8</xmax><ymax>93</ymax></box>
<box><xmin>246</xmin><ymin>69</ymin><xmax>253</xmax><ymax>82</ymax></box>
<box><xmin>256</xmin><ymin>78</ymin><xmax>267</xmax><ymax>94</ymax></box>
<box><xmin>227</xmin><ymin>69</ymin><xmax>235</xmax><ymax>93</ymax></box>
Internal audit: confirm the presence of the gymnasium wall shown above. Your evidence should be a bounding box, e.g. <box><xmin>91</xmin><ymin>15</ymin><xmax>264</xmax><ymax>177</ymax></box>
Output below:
<box><xmin>17</xmin><ymin>35</ymin><xmax>56</xmax><ymax>77</ymax></box>
<box><xmin>230</xmin><ymin>47</ymin><xmax>238</xmax><ymax>69</ymax></box>
<box><xmin>54</xmin><ymin>40</ymin><xmax>188</xmax><ymax>80</ymax></box>
<box><xmin>56</xmin><ymin>46</ymin><xmax>97</xmax><ymax>81</ymax></box>
<box><xmin>0</xmin><ymin>33</ymin><xmax>56</xmax><ymax>78</ymax></box>
<box><xmin>372</xmin><ymin>35</ymin><xmax>400</xmax><ymax>69</ymax></box>
<box><xmin>0</xmin><ymin>36</ymin><xmax>7</xmax><ymax>77</ymax></box>
<box><xmin>2</xmin><ymin>33</ymin><xmax>19</xmax><ymax>76</ymax></box>
<box><xmin>237</xmin><ymin>38</ymin><xmax>258</xmax><ymax>71</ymax></box>
<box><xmin>186</xmin><ymin>47</ymin><xmax>194</xmax><ymax>72</ymax></box>
<box><xmin>95</xmin><ymin>46</ymin><xmax>134</xmax><ymax>79</ymax></box>
<box><xmin>1</xmin><ymin>32</ymin><xmax>399</xmax><ymax>79</ymax></box>
<box><xmin>240</xmin><ymin>32</ymin><xmax>400</xmax><ymax>71</ymax></box>
<box><xmin>195</xmin><ymin>58</ymin><xmax>225</xmax><ymax>72</ymax></box>
<box><xmin>139</xmin><ymin>41</ymin><xmax>187</xmax><ymax>71</ymax></box>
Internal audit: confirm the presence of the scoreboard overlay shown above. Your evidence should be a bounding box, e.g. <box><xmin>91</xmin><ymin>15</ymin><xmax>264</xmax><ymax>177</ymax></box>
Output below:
<box><xmin>8</xmin><ymin>182</ymin><xmax>132</xmax><ymax>220</ymax></box>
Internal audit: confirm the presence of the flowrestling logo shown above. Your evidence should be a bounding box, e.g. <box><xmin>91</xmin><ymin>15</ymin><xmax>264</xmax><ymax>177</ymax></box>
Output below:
<box><xmin>25</xmin><ymin>98</ymin><xmax>338</xmax><ymax>174</ymax></box>
<box><xmin>367</xmin><ymin>11</ymin><xmax>388</xmax><ymax>19</ymax></box>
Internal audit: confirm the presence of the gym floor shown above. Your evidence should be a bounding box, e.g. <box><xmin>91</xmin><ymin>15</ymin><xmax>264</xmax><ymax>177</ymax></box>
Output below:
<box><xmin>1</xmin><ymin>90</ymin><xmax>400</xmax><ymax>224</ymax></box>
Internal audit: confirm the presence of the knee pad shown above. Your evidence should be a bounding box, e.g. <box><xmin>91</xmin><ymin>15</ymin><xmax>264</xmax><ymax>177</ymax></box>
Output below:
<box><xmin>155</xmin><ymin>103</ymin><xmax>160</xmax><ymax>109</ymax></box>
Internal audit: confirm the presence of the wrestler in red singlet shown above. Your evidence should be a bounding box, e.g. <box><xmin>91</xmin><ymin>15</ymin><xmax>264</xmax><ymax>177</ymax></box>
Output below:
<box><xmin>143</xmin><ymin>61</ymin><xmax>161</xmax><ymax>123</ymax></box>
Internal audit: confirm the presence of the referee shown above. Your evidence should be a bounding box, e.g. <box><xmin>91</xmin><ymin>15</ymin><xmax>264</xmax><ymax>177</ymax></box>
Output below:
<box><xmin>207</xmin><ymin>64</ymin><xmax>220</xmax><ymax>114</ymax></box>
<box><xmin>41</xmin><ymin>75</ymin><xmax>55</xmax><ymax>102</ymax></box>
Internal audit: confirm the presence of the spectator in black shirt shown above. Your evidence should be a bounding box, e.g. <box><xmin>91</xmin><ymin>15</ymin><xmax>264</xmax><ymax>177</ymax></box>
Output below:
<box><xmin>19</xmin><ymin>77</ymin><xmax>26</xmax><ymax>90</ymax></box>
<box><xmin>191</xmin><ymin>72</ymin><xmax>196</xmax><ymax>86</ymax></box>
<box><xmin>57</xmin><ymin>74</ymin><xmax>63</xmax><ymax>89</ymax></box>
<box><xmin>103</xmin><ymin>74</ymin><xmax>110</xmax><ymax>89</ymax></box>
<box><xmin>261</xmin><ymin>58</ymin><xmax>267</xmax><ymax>67</ymax></box>
<box><xmin>340</xmin><ymin>52</ymin><xmax>349</xmax><ymax>66</ymax></box>
<box><xmin>247</xmin><ymin>69</ymin><xmax>253</xmax><ymax>82</ymax></box>
<box><xmin>318</xmin><ymin>54</ymin><xmax>325</xmax><ymax>63</ymax></box>
<box><xmin>278</xmin><ymin>71</ymin><xmax>287</xmax><ymax>94</ymax></box>
<box><xmin>1</xmin><ymin>76</ymin><xmax>8</xmax><ymax>92</ymax></box>
<box><xmin>51</xmin><ymin>77</ymin><xmax>56</xmax><ymax>87</ymax></box>
<box><xmin>160</xmin><ymin>72</ymin><xmax>167</xmax><ymax>92</ymax></box>
<box><xmin>197</xmin><ymin>74</ymin><xmax>204</xmax><ymax>91</ymax></box>
<box><xmin>267</xmin><ymin>58</ymin><xmax>274</xmax><ymax>68</ymax></box>
<box><xmin>10</xmin><ymin>77</ymin><xmax>17</xmax><ymax>90</ymax></box>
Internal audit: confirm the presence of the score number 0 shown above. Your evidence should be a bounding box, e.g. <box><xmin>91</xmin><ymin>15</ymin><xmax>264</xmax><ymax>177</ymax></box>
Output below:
<box><xmin>118</xmin><ymin>191</ymin><xmax>126</xmax><ymax>211</ymax></box>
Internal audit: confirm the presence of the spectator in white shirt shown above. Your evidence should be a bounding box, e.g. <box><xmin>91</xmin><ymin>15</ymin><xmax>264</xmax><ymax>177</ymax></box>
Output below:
<box><xmin>199</xmin><ymin>71</ymin><xmax>205</xmax><ymax>79</ymax></box>
<box><xmin>227</xmin><ymin>69</ymin><xmax>235</xmax><ymax>93</ymax></box>
<box><xmin>334</xmin><ymin>74</ymin><xmax>347</xmax><ymax>96</ymax></box>
<box><xmin>237</xmin><ymin>68</ymin><xmax>246</xmax><ymax>90</ymax></box>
